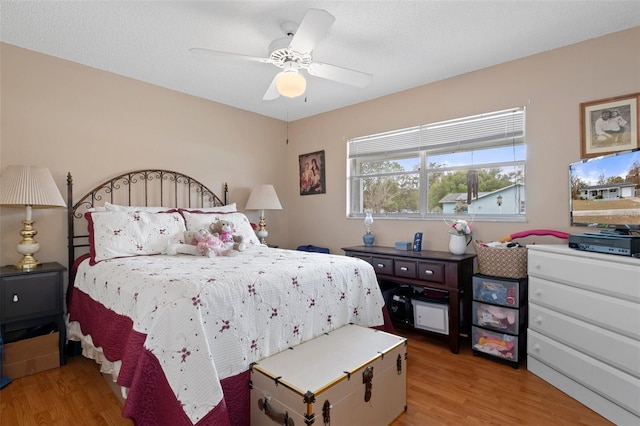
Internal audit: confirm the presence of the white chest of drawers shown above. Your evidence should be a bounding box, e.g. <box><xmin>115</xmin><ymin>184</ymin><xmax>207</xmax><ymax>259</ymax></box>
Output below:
<box><xmin>527</xmin><ymin>244</ymin><xmax>640</xmax><ymax>425</ymax></box>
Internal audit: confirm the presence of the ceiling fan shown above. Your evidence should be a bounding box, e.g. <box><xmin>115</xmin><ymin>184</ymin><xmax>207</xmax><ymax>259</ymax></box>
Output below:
<box><xmin>189</xmin><ymin>8</ymin><xmax>373</xmax><ymax>100</ymax></box>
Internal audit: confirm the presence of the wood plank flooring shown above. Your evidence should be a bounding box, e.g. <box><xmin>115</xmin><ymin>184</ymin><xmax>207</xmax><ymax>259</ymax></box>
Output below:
<box><xmin>1</xmin><ymin>329</ymin><xmax>613</xmax><ymax>425</ymax></box>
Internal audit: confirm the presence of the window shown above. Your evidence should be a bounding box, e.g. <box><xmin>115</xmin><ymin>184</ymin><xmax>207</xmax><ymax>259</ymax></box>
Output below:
<box><xmin>347</xmin><ymin>108</ymin><xmax>526</xmax><ymax>220</ymax></box>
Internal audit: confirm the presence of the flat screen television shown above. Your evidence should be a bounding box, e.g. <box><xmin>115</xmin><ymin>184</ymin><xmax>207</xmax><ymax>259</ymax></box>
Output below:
<box><xmin>569</xmin><ymin>148</ymin><xmax>640</xmax><ymax>234</ymax></box>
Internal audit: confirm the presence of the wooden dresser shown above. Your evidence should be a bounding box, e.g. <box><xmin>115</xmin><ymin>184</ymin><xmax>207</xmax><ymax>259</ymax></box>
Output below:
<box><xmin>342</xmin><ymin>246</ymin><xmax>475</xmax><ymax>353</ymax></box>
<box><xmin>527</xmin><ymin>244</ymin><xmax>640</xmax><ymax>425</ymax></box>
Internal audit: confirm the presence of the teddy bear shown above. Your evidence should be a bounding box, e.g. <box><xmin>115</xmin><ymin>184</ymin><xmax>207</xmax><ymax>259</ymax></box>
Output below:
<box><xmin>194</xmin><ymin>229</ymin><xmax>228</xmax><ymax>257</ymax></box>
<box><xmin>211</xmin><ymin>219</ymin><xmax>246</xmax><ymax>252</ymax></box>
<box><xmin>166</xmin><ymin>229</ymin><xmax>237</xmax><ymax>257</ymax></box>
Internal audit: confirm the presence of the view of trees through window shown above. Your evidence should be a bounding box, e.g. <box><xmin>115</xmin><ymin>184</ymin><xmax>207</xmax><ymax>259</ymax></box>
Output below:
<box><xmin>347</xmin><ymin>108</ymin><xmax>526</xmax><ymax>219</ymax></box>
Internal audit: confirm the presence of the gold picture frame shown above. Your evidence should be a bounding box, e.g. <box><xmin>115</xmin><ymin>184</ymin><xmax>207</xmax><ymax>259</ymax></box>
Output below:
<box><xmin>580</xmin><ymin>92</ymin><xmax>639</xmax><ymax>158</ymax></box>
<box><xmin>299</xmin><ymin>150</ymin><xmax>326</xmax><ymax>195</ymax></box>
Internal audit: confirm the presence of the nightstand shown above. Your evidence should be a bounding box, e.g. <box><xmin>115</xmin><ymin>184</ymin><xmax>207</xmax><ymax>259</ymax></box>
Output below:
<box><xmin>0</xmin><ymin>262</ymin><xmax>66</xmax><ymax>367</ymax></box>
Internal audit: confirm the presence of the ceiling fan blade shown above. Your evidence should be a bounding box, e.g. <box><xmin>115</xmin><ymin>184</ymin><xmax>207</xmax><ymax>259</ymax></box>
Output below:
<box><xmin>307</xmin><ymin>62</ymin><xmax>373</xmax><ymax>88</ymax></box>
<box><xmin>288</xmin><ymin>9</ymin><xmax>335</xmax><ymax>54</ymax></box>
<box><xmin>189</xmin><ymin>48</ymin><xmax>273</xmax><ymax>64</ymax></box>
<box><xmin>263</xmin><ymin>74</ymin><xmax>281</xmax><ymax>100</ymax></box>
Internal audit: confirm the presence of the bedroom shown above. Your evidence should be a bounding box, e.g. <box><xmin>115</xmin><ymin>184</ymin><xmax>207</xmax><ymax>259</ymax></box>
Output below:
<box><xmin>2</xmin><ymin>4</ymin><xmax>640</xmax><ymax>262</ymax></box>
<box><xmin>1</xmin><ymin>1</ymin><xmax>639</xmax><ymax>425</ymax></box>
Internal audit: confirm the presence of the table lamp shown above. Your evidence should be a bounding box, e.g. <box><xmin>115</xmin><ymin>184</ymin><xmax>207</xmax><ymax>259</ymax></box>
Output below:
<box><xmin>245</xmin><ymin>184</ymin><xmax>282</xmax><ymax>245</ymax></box>
<box><xmin>0</xmin><ymin>165</ymin><xmax>67</xmax><ymax>269</ymax></box>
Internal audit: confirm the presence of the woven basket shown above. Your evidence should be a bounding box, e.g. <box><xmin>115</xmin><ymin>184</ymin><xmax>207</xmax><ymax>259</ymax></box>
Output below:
<box><xmin>473</xmin><ymin>240</ymin><xmax>528</xmax><ymax>279</ymax></box>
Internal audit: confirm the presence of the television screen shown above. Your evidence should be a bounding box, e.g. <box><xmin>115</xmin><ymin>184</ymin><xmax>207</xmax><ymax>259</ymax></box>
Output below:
<box><xmin>569</xmin><ymin>148</ymin><xmax>640</xmax><ymax>233</ymax></box>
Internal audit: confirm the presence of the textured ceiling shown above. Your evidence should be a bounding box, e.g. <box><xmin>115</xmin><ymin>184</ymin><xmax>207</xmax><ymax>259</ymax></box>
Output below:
<box><xmin>1</xmin><ymin>1</ymin><xmax>639</xmax><ymax>122</ymax></box>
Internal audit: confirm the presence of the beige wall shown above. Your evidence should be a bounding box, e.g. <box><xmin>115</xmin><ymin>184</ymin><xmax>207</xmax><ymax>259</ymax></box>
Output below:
<box><xmin>0</xmin><ymin>43</ymin><xmax>288</xmax><ymax>267</ymax></box>
<box><xmin>287</xmin><ymin>27</ymin><xmax>640</xmax><ymax>254</ymax></box>
<box><xmin>1</xmin><ymin>27</ymin><xmax>639</xmax><ymax>268</ymax></box>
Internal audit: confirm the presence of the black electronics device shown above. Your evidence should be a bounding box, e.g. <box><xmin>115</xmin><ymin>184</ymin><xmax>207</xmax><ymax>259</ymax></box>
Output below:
<box><xmin>384</xmin><ymin>286</ymin><xmax>414</xmax><ymax>325</ymax></box>
<box><xmin>568</xmin><ymin>233</ymin><xmax>640</xmax><ymax>257</ymax></box>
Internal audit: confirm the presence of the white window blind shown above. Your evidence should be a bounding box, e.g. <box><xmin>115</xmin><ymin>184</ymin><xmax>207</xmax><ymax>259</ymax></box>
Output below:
<box><xmin>349</xmin><ymin>108</ymin><xmax>524</xmax><ymax>158</ymax></box>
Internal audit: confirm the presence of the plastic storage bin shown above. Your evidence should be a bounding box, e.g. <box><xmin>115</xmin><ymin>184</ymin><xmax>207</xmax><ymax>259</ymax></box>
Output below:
<box><xmin>472</xmin><ymin>327</ymin><xmax>524</xmax><ymax>362</ymax></box>
<box><xmin>472</xmin><ymin>301</ymin><xmax>525</xmax><ymax>334</ymax></box>
<box><xmin>472</xmin><ymin>274</ymin><xmax>527</xmax><ymax>307</ymax></box>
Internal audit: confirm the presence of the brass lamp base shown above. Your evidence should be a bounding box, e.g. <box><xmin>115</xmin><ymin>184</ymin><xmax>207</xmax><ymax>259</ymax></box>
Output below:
<box><xmin>256</xmin><ymin>216</ymin><xmax>268</xmax><ymax>245</ymax></box>
<box><xmin>15</xmin><ymin>219</ymin><xmax>41</xmax><ymax>270</ymax></box>
<box><xmin>15</xmin><ymin>253</ymin><xmax>40</xmax><ymax>270</ymax></box>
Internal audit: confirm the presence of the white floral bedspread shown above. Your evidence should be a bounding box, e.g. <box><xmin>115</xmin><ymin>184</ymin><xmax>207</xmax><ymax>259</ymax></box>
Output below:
<box><xmin>72</xmin><ymin>247</ymin><xmax>384</xmax><ymax>423</ymax></box>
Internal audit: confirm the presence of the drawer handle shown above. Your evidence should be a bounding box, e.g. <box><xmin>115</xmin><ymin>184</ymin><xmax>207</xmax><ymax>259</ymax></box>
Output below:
<box><xmin>534</xmin><ymin>288</ymin><xmax>542</xmax><ymax>296</ymax></box>
<box><xmin>12</xmin><ymin>294</ymin><xmax>19</xmax><ymax>303</ymax></box>
<box><xmin>400</xmin><ymin>267</ymin><xmax>408</xmax><ymax>272</ymax></box>
<box><xmin>376</xmin><ymin>264</ymin><xmax>385</xmax><ymax>268</ymax></box>
<box><xmin>532</xmin><ymin>344</ymin><xmax>540</xmax><ymax>351</ymax></box>
<box><xmin>423</xmin><ymin>269</ymin><xmax>434</xmax><ymax>275</ymax></box>
<box><xmin>534</xmin><ymin>316</ymin><xmax>542</xmax><ymax>324</ymax></box>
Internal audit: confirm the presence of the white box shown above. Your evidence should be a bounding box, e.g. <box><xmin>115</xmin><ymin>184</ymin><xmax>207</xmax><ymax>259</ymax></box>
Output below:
<box><xmin>250</xmin><ymin>324</ymin><xmax>407</xmax><ymax>426</ymax></box>
<box><xmin>411</xmin><ymin>299</ymin><xmax>449</xmax><ymax>334</ymax></box>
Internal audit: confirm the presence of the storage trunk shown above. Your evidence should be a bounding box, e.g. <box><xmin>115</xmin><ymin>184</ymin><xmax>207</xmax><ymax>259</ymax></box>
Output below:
<box><xmin>250</xmin><ymin>324</ymin><xmax>407</xmax><ymax>426</ymax></box>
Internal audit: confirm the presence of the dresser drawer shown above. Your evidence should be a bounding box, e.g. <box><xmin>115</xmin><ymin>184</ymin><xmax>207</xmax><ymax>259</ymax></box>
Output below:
<box><xmin>350</xmin><ymin>253</ymin><xmax>372</xmax><ymax>265</ymax></box>
<box><xmin>528</xmin><ymin>249</ymin><xmax>640</xmax><ymax>302</ymax></box>
<box><xmin>417</xmin><ymin>262</ymin><xmax>444</xmax><ymax>284</ymax></box>
<box><xmin>1</xmin><ymin>272</ymin><xmax>62</xmax><ymax>322</ymax></box>
<box><xmin>528</xmin><ymin>329</ymin><xmax>640</xmax><ymax>417</ymax></box>
<box><xmin>529</xmin><ymin>303</ymin><xmax>640</xmax><ymax>378</ymax></box>
<box><xmin>394</xmin><ymin>260</ymin><xmax>417</xmax><ymax>278</ymax></box>
<box><xmin>371</xmin><ymin>256</ymin><xmax>393</xmax><ymax>275</ymax></box>
<box><xmin>529</xmin><ymin>276</ymin><xmax>640</xmax><ymax>340</ymax></box>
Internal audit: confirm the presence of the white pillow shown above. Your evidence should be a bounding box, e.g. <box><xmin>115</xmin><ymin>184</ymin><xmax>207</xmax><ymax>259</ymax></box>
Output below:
<box><xmin>180</xmin><ymin>210</ymin><xmax>262</xmax><ymax>247</ymax></box>
<box><xmin>86</xmin><ymin>211</ymin><xmax>187</xmax><ymax>264</ymax></box>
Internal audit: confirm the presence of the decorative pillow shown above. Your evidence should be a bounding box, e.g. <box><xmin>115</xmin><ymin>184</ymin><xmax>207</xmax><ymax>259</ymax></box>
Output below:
<box><xmin>181</xmin><ymin>203</ymin><xmax>237</xmax><ymax>213</ymax></box>
<box><xmin>180</xmin><ymin>210</ymin><xmax>262</xmax><ymax>247</ymax></box>
<box><xmin>86</xmin><ymin>211</ymin><xmax>186</xmax><ymax>264</ymax></box>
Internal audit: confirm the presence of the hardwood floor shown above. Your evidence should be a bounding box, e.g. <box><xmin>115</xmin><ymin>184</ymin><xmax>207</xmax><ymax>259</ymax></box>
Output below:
<box><xmin>1</xmin><ymin>329</ymin><xmax>612</xmax><ymax>426</ymax></box>
<box><xmin>0</xmin><ymin>352</ymin><xmax>130</xmax><ymax>425</ymax></box>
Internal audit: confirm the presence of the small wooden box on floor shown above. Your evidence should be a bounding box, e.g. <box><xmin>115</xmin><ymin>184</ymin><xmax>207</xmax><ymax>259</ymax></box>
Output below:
<box><xmin>250</xmin><ymin>324</ymin><xmax>407</xmax><ymax>426</ymax></box>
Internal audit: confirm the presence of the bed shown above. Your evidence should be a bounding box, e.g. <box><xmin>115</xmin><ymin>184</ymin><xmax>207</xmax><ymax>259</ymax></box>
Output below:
<box><xmin>65</xmin><ymin>169</ymin><xmax>392</xmax><ymax>426</ymax></box>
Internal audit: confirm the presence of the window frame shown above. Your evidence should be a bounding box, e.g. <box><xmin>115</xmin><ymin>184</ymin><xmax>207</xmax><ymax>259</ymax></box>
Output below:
<box><xmin>347</xmin><ymin>107</ymin><xmax>526</xmax><ymax>222</ymax></box>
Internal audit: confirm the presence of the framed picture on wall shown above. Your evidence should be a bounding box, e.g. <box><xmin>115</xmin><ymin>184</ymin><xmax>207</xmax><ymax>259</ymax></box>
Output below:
<box><xmin>580</xmin><ymin>92</ymin><xmax>639</xmax><ymax>158</ymax></box>
<box><xmin>299</xmin><ymin>150</ymin><xmax>326</xmax><ymax>195</ymax></box>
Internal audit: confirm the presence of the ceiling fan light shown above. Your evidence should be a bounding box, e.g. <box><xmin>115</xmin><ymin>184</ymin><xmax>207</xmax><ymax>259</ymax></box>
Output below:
<box><xmin>276</xmin><ymin>71</ymin><xmax>306</xmax><ymax>98</ymax></box>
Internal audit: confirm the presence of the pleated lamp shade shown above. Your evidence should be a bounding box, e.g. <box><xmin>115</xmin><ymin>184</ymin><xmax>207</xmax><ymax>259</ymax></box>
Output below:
<box><xmin>0</xmin><ymin>165</ymin><xmax>66</xmax><ymax>209</ymax></box>
<box><xmin>0</xmin><ymin>165</ymin><xmax>66</xmax><ymax>269</ymax></box>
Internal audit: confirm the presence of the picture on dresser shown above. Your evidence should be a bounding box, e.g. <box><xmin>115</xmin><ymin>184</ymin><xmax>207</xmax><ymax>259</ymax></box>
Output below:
<box><xmin>580</xmin><ymin>92</ymin><xmax>639</xmax><ymax>158</ymax></box>
<box><xmin>299</xmin><ymin>150</ymin><xmax>326</xmax><ymax>195</ymax></box>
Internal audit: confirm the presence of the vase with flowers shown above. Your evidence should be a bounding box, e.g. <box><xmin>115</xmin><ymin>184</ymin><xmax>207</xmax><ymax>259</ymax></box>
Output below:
<box><xmin>446</xmin><ymin>219</ymin><xmax>472</xmax><ymax>255</ymax></box>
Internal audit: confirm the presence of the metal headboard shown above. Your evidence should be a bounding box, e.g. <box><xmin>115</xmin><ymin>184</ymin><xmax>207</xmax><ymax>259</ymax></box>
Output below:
<box><xmin>67</xmin><ymin>169</ymin><xmax>228</xmax><ymax>270</ymax></box>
